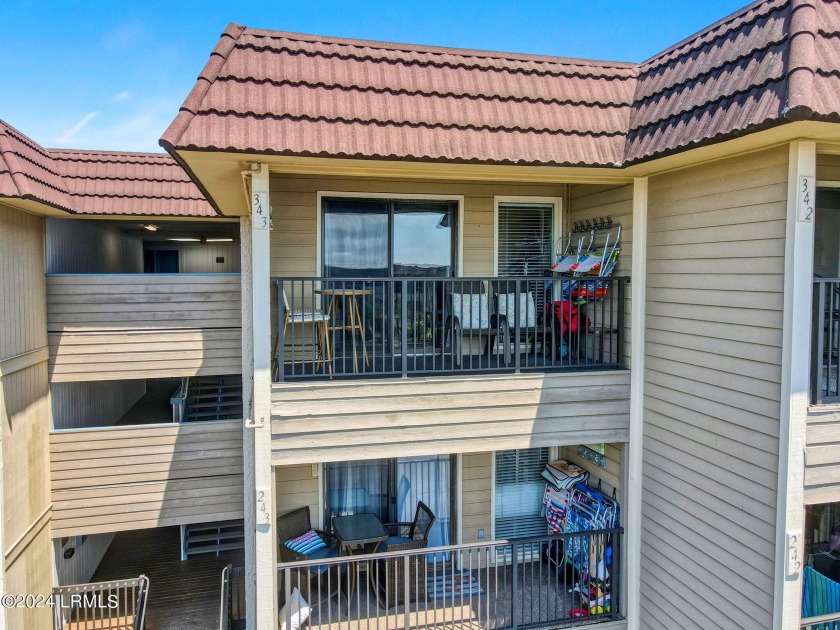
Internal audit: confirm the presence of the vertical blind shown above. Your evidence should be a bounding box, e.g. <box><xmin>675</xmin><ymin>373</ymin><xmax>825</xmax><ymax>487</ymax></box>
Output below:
<box><xmin>495</xmin><ymin>448</ymin><xmax>550</xmax><ymax>540</ymax></box>
<box><xmin>497</xmin><ymin>203</ymin><xmax>555</xmax><ymax>277</ymax></box>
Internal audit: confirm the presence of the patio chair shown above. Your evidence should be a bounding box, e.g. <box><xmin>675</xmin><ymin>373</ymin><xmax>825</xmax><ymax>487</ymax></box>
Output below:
<box><xmin>380</xmin><ymin>501</ymin><xmax>436</xmax><ymax>550</ymax></box>
<box><xmin>495</xmin><ymin>282</ymin><xmax>557</xmax><ymax>362</ymax></box>
<box><xmin>445</xmin><ymin>281</ymin><xmax>510</xmax><ymax>366</ymax></box>
<box><xmin>272</xmin><ymin>289</ymin><xmax>332</xmax><ymax>380</ymax></box>
<box><xmin>374</xmin><ymin>537</ymin><xmax>429</xmax><ymax>609</ymax></box>
<box><xmin>277</xmin><ymin>507</ymin><xmax>340</xmax><ymax>605</ymax></box>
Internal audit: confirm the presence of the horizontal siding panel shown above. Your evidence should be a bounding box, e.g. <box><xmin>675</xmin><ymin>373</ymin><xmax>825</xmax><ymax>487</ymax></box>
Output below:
<box><xmin>50</xmin><ymin>421</ymin><xmax>244</xmax><ymax>535</ymax></box>
<box><xmin>805</xmin><ymin>407</ymin><xmax>840</xmax><ymax>503</ymax></box>
<box><xmin>272</xmin><ymin>372</ymin><xmax>630</xmax><ymax>464</ymax></box>
<box><xmin>641</xmin><ymin>147</ymin><xmax>784</xmax><ymax>628</ymax></box>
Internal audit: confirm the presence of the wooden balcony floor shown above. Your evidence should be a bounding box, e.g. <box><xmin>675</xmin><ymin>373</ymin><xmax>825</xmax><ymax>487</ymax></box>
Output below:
<box><xmin>91</xmin><ymin>526</ymin><xmax>243</xmax><ymax>630</ymax></box>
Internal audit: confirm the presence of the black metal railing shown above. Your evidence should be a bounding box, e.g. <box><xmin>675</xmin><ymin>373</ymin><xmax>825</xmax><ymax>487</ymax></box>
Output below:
<box><xmin>53</xmin><ymin>575</ymin><xmax>149</xmax><ymax>630</ymax></box>
<box><xmin>274</xmin><ymin>529</ymin><xmax>622</xmax><ymax>629</ymax></box>
<box><xmin>219</xmin><ymin>564</ymin><xmax>246</xmax><ymax>630</ymax></box>
<box><xmin>271</xmin><ymin>276</ymin><xmax>627</xmax><ymax>382</ymax></box>
<box><xmin>812</xmin><ymin>278</ymin><xmax>840</xmax><ymax>404</ymax></box>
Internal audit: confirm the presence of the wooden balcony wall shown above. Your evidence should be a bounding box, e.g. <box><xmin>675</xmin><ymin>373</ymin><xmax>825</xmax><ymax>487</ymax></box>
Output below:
<box><xmin>46</xmin><ymin>274</ymin><xmax>242</xmax><ymax>381</ymax></box>
<box><xmin>271</xmin><ymin>371</ymin><xmax>631</xmax><ymax>464</ymax></box>
<box><xmin>805</xmin><ymin>406</ymin><xmax>840</xmax><ymax>504</ymax></box>
<box><xmin>50</xmin><ymin>420</ymin><xmax>244</xmax><ymax>537</ymax></box>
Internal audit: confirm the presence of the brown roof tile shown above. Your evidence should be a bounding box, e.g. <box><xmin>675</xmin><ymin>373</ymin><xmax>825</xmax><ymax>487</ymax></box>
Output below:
<box><xmin>0</xmin><ymin>120</ymin><xmax>216</xmax><ymax>216</ymax></box>
<box><xmin>0</xmin><ymin>120</ymin><xmax>73</xmax><ymax>210</ymax></box>
<box><xmin>51</xmin><ymin>149</ymin><xmax>217</xmax><ymax>216</ymax></box>
<box><xmin>163</xmin><ymin>26</ymin><xmax>637</xmax><ymax>167</ymax></box>
<box><xmin>163</xmin><ymin>0</ymin><xmax>840</xmax><ymax>172</ymax></box>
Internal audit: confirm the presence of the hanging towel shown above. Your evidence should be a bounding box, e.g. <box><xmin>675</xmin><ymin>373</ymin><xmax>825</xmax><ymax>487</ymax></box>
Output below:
<box><xmin>802</xmin><ymin>565</ymin><xmax>840</xmax><ymax>620</ymax></box>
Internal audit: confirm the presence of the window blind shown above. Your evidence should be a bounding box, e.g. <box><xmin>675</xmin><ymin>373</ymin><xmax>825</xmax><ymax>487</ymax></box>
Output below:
<box><xmin>494</xmin><ymin>448</ymin><xmax>550</xmax><ymax>540</ymax></box>
<box><xmin>497</xmin><ymin>203</ymin><xmax>554</xmax><ymax>277</ymax></box>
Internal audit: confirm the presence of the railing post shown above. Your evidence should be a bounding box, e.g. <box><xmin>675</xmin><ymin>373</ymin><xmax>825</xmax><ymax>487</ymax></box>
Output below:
<box><xmin>401</xmin><ymin>279</ymin><xmax>408</xmax><ymax>378</ymax></box>
<box><xmin>614</xmin><ymin>530</ymin><xmax>622</xmax><ymax>621</ymax></box>
<box><xmin>812</xmin><ymin>280</ymin><xmax>825</xmax><ymax>404</ymax></box>
<box><xmin>404</xmin><ymin>554</ymin><xmax>411</xmax><ymax>630</ymax></box>
<box><xmin>514</xmin><ymin>279</ymin><xmax>521</xmax><ymax>374</ymax></box>
<box><xmin>511</xmin><ymin>541</ymin><xmax>519</xmax><ymax>630</ymax></box>
<box><xmin>277</xmin><ymin>280</ymin><xmax>285</xmax><ymax>383</ymax></box>
<box><xmin>616</xmin><ymin>277</ymin><xmax>626</xmax><ymax>369</ymax></box>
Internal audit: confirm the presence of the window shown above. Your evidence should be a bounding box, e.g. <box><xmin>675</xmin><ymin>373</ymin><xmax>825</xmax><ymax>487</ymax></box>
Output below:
<box><xmin>494</xmin><ymin>448</ymin><xmax>550</xmax><ymax>539</ymax></box>
<box><xmin>496</xmin><ymin>201</ymin><xmax>557</xmax><ymax>277</ymax></box>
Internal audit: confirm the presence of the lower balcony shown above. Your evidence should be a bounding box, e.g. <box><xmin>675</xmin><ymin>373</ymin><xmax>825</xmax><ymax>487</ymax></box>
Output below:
<box><xmin>228</xmin><ymin>528</ymin><xmax>624</xmax><ymax>630</ymax></box>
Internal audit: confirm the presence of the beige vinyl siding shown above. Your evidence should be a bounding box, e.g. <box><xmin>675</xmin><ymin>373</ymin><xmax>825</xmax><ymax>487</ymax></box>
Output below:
<box><xmin>276</xmin><ymin>464</ymin><xmax>321</xmax><ymax>528</ymax></box>
<box><xmin>562</xmin><ymin>443</ymin><xmax>622</xmax><ymax>498</ymax></box>
<box><xmin>1</xmin><ymin>204</ymin><xmax>47</xmax><ymax>359</ymax></box>
<box><xmin>568</xmin><ymin>184</ymin><xmax>633</xmax><ymax>365</ymax></box>
<box><xmin>271</xmin><ymin>371</ymin><xmax>630</xmax><ymax>465</ymax></box>
<box><xmin>144</xmin><ymin>240</ymin><xmax>242</xmax><ymax>273</ymax></box>
<box><xmin>51</xmin><ymin>380</ymin><xmax>146</xmax><ymax>429</ymax></box>
<box><xmin>46</xmin><ymin>274</ymin><xmax>242</xmax><ymax>381</ymax></box>
<box><xmin>50</xmin><ymin>420</ymin><xmax>244</xmax><ymax>536</ymax></box>
<box><xmin>461</xmin><ymin>452</ymin><xmax>492</xmax><ymax>544</ymax></box>
<box><xmin>46</xmin><ymin>218</ymin><xmax>143</xmax><ymax>274</ymax></box>
<box><xmin>805</xmin><ymin>406</ymin><xmax>840</xmax><ymax>503</ymax></box>
<box><xmin>269</xmin><ymin>174</ymin><xmax>566</xmax><ymax>277</ymax></box>
<box><xmin>4</xmin><ymin>518</ymin><xmax>53</xmax><ymax>630</ymax></box>
<box><xmin>0</xmin><ymin>203</ymin><xmax>53</xmax><ymax>629</ymax></box>
<box><xmin>640</xmin><ymin>146</ymin><xmax>787</xmax><ymax>629</ymax></box>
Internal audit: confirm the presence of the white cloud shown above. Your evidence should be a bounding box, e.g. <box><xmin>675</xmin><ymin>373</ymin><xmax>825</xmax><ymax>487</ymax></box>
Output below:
<box><xmin>54</xmin><ymin>111</ymin><xmax>100</xmax><ymax>144</ymax></box>
<box><xmin>113</xmin><ymin>91</ymin><xmax>131</xmax><ymax>103</ymax></box>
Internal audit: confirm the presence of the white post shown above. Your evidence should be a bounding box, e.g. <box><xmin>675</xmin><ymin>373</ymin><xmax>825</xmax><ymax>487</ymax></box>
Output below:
<box><xmin>240</xmin><ymin>215</ymin><xmax>256</xmax><ymax>628</ymax></box>
<box><xmin>625</xmin><ymin>177</ymin><xmax>647</xmax><ymax>630</ymax></box>
<box><xmin>244</xmin><ymin>164</ymin><xmax>277</xmax><ymax>629</ymax></box>
<box><xmin>774</xmin><ymin>140</ymin><xmax>815</xmax><ymax>630</ymax></box>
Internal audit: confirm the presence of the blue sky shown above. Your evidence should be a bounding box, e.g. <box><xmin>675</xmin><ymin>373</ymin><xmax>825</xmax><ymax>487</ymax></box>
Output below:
<box><xmin>1</xmin><ymin>0</ymin><xmax>748</xmax><ymax>152</ymax></box>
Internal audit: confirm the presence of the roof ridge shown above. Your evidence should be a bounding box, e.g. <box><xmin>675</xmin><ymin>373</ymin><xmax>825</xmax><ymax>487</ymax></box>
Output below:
<box><xmin>240</xmin><ymin>27</ymin><xmax>638</xmax><ymax>69</ymax></box>
<box><xmin>49</xmin><ymin>148</ymin><xmax>174</xmax><ymax>159</ymax></box>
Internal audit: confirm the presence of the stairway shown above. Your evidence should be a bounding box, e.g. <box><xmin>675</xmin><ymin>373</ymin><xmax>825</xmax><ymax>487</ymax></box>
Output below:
<box><xmin>181</xmin><ymin>520</ymin><xmax>245</xmax><ymax>559</ymax></box>
<box><xmin>173</xmin><ymin>375</ymin><xmax>243</xmax><ymax>423</ymax></box>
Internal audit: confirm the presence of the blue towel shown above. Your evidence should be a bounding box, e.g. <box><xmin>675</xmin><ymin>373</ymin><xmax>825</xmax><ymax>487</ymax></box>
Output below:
<box><xmin>803</xmin><ymin>565</ymin><xmax>840</xmax><ymax>621</ymax></box>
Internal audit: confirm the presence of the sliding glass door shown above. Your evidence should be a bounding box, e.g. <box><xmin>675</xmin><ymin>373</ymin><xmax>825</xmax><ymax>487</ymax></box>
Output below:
<box><xmin>324</xmin><ymin>455</ymin><xmax>454</xmax><ymax>548</ymax></box>
<box><xmin>322</xmin><ymin>198</ymin><xmax>458</xmax><ymax>278</ymax></box>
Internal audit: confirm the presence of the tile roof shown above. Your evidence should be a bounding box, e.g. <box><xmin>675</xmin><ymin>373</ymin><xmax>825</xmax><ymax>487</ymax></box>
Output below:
<box><xmin>162</xmin><ymin>0</ymin><xmax>840</xmax><ymax>168</ymax></box>
<box><xmin>0</xmin><ymin>120</ymin><xmax>216</xmax><ymax>216</ymax></box>
<box><xmin>162</xmin><ymin>26</ymin><xmax>638</xmax><ymax>167</ymax></box>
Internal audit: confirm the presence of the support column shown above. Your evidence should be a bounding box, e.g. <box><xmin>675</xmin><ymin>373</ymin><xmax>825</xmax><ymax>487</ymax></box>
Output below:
<box><xmin>774</xmin><ymin>140</ymin><xmax>816</xmax><ymax>630</ymax></box>
<box><xmin>239</xmin><ymin>215</ymin><xmax>256</xmax><ymax>628</ymax></box>
<box><xmin>625</xmin><ymin>177</ymin><xmax>647</xmax><ymax>630</ymax></box>
<box><xmin>242</xmin><ymin>164</ymin><xmax>277</xmax><ymax>629</ymax></box>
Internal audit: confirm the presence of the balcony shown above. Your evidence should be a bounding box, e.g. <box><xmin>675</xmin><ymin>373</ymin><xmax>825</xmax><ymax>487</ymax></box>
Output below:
<box><xmin>272</xmin><ymin>276</ymin><xmax>627</xmax><ymax>382</ymax></box>
<box><xmin>46</xmin><ymin>273</ymin><xmax>242</xmax><ymax>382</ymax></box>
<box><xmin>221</xmin><ymin>529</ymin><xmax>624</xmax><ymax>630</ymax></box>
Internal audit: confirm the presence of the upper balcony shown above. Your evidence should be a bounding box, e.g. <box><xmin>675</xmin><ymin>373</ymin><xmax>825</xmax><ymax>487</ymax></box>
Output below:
<box><xmin>271</xmin><ymin>275</ymin><xmax>626</xmax><ymax>383</ymax></box>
